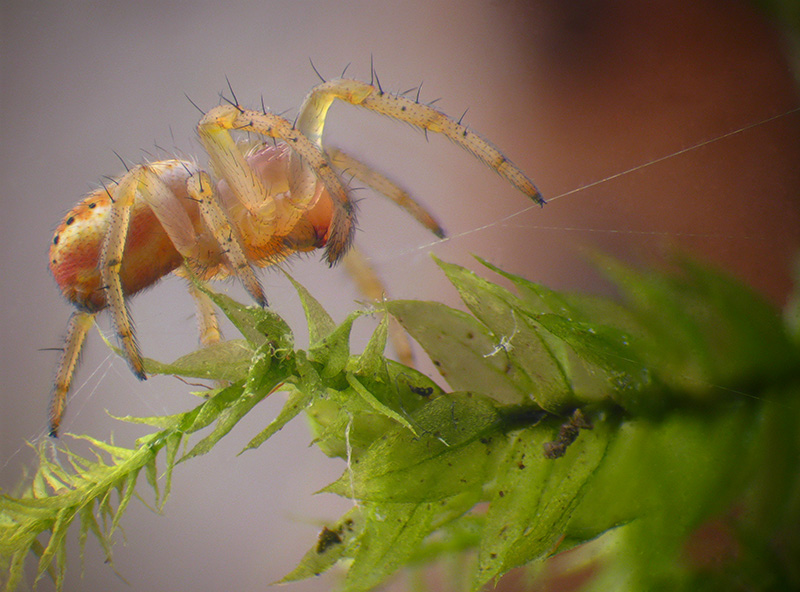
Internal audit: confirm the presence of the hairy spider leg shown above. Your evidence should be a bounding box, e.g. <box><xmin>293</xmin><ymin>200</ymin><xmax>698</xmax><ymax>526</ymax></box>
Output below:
<box><xmin>100</xmin><ymin>163</ymin><xmax>260</xmax><ymax>382</ymax></box>
<box><xmin>293</xmin><ymin>77</ymin><xmax>559</xmax><ymax>366</ymax></box>
<box><xmin>293</xmin><ymin>79</ymin><xmax>546</xmax><ymax>206</ymax></box>
<box><xmin>186</xmin><ymin>171</ymin><xmax>266</xmax><ymax>306</ymax></box>
<box><xmin>49</xmin><ymin>311</ymin><xmax>96</xmax><ymax>436</ymax></box>
<box><xmin>187</xmin><ymin>281</ymin><xmax>222</xmax><ymax>347</ymax></box>
<box><xmin>101</xmin><ymin>170</ymin><xmax>149</xmax><ymax>381</ymax></box>
<box><xmin>326</xmin><ymin>147</ymin><xmax>446</xmax><ymax>238</ymax></box>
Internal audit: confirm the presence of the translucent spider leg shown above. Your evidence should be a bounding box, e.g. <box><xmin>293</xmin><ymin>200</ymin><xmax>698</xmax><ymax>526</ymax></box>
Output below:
<box><xmin>342</xmin><ymin>246</ymin><xmax>414</xmax><ymax>367</ymax></box>
<box><xmin>197</xmin><ymin>105</ymin><xmax>356</xmax><ymax>263</ymax></box>
<box><xmin>328</xmin><ymin>146</ymin><xmax>445</xmax><ymax>365</ymax></box>
<box><xmin>50</xmin><ymin>310</ymin><xmax>96</xmax><ymax>436</ymax></box>
<box><xmin>187</xmin><ymin>280</ymin><xmax>222</xmax><ymax>347</ymax></box>
<box><xmin>294</xmin><ymin>79</ymin><xmax>546</xmax><ymax>206</ymax></box>
<box><xmin>327</xmin><ymin>147</ymin><xmax>446</xmax><ymax>238</ymax></box>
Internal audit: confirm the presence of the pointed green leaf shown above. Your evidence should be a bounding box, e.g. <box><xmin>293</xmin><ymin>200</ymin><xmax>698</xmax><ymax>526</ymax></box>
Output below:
<box><xmin>477</xmin><ymin>256</ymin><xmax>636</xmax><ymax>326</ymax></box>
<box><xmin>79</xmin><ymin>502</ymin><xmax>113</xmax><ymax>568</ymax></box>
<box><xmin>532</xmin><ymin>313</ymin><xmax>652</xmax><ymax>404</ymax></box>
<box><xmin>181</xmin><ymin>387</ymin><xmax>270</xmax><ymax>461</ymax></box>
<box><xmin>352</xmin><ymin>313</ymin><xmax>389</xmax><ymax>376</ymax></box>
<box><xmin>182</xmin><ymin>383</ymin><xmax>245</xmax><ymax>434</ymax></box>
<box><xmin>474</xmin><ymin>414</ymin><xmax>612</xmax><ymax>589</ymax></box>
<box><xmin>35</xmin><ymin>506</ymin><xmax>76</xmax><ymax>585</ymax></box>
<box><xmin>160</xmin><ymin>432</ymin><xmax>182</xmax><ymax>507</ymax></box>
<box><xmin>382</xmin><ymin>359</ymin><xmax>445</xmax><ymax>408</ymax></box>
<box><xmin>112</xmin><ymin>409</ymin><xmax>189</xmax><ymax>430</ymax></box>
<box><xmin>111</xmin><ymin>470</ymin><xmax>139</xmax><ymax>535</ymax></box>
<box><xmin>339</xmin><ymin>501</ymin><xmax>438</xmax><ymax>592</ymax></box>
<box><xmin>240</xmin><ymin>387</ymin><xmax>312</xmax><ymax>453</ymax></box>
<box><xmin>142</xmin><ymin>339</ymin><xmax>254</xmax><ymax>381</ymax></box>
<box><xmin>144</xmin><ymin>457</ymin><xmax>159</xmax><ymax>506</ymax></box>
<box><xmin>346</xmin><ymin>373</ymin><xmax>415</xmax><ymax>432</ymax></box>
<box><xmin>307</xmin><ymin>311</ymin><xmax>361</xmax><ymax>377</ymax></box>
<box><xmin>202</xmin><ymin>288</ymin><xmax>292</xmax><ymax>350</ymax></box>
<box><xmin>278</xmin><ymin>506</ymin><xmax>364</xmax><ymax>583</ymax></box>
<box><xmin>242</xmin><ymin>340</ymin><xmax>274</xmax><ymax>396</ymax></box>
<box><xmin>436</xmin><ymin>257</ymin><xmax>574</xmax><ymax>411</ymax></box>
<box><xmin>386</xmin><ymin>300</ymin><xmax>526</xmax><ymax>404</ymax></box>
<box><xmin>324</xmin><ymin>393</ymin><xmax>505</xmax><ymax>502</ymax></box>
<box><xmin>283</xmin><ymin>270</ymin><xmax>337</xmax><ymax>343</ymax></box>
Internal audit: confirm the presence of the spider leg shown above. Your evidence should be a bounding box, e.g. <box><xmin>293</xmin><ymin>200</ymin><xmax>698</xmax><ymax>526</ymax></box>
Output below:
<box><xmin>327</xmin><ymin>147</ymin><xmax>446</xmax><ymax>238</ymax></box>
<box><xmin>98</xmin><ymin>162</ymin><xmax>232</xmax><ymax>379</ymax></box>
<box><xmin>119</xmin><ymin>161</ymin><xmax>266</xmax><ymax>307</ymax></box>
<box><xmin>295</xmin><ymin>79</ymin><xmax>545</xmax><ymax>206</ymax></box>
<box><xmin>187</xmin><ymin>279</ymin><xmax>222</xmax><ymax>347</ymax></box>
<box><xmin>50</xmin><ymin>310</ymin><xmax>96</xmax><ymax>436</ymax></box>
<box><xmin>101</xmin><ymin>169</ymin><xmax>147</xmax><ymax>381</ymax></box>
<box><xmin>342</xmin><ymin>246</ymin><xmax>414</xmax><ymax>367</ymax></box>
<box><xmin>186</xmin><ymin>170</ymin><xmax>267</xmax><ymax>306</ymax></box>
<box><xmin>198</xmin><ymin>106</ymin><xmax>356</xmax><ymax>264</ymax></box>
<box><xmin>197</xmin><ymin>107</ymin><xmax>273</xmax><ymax>216</ymax></box>
<box><xmin>131</xmin><ymin>161</ymin><xmax>202</xmax><ymax>257</ymax></box>
<box><xmin>325</xmin><ymin>147</ymin><xmax>446</xmax><ymax>366</ymax></box>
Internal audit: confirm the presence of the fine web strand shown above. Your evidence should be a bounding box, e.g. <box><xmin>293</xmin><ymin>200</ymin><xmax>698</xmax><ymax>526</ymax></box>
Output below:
<box><xmin>547</xmin><ymin>106</ymin><xmax>800</xmax><ymax>205</ymax></box>
<box><xmin>388</xmin><ymin>105</ymin><xmax>800</xmax><ymax>258</ymax></box>
<box><xmin>3</xmin><ymin>352</ymin><xmax>116</xmax><ymax>472</ymax></box>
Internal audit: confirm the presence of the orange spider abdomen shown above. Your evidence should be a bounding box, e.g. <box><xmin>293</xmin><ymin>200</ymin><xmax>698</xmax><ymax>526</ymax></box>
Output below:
<box><xmin>49</xmin><ymin>190</ymin><xmax>183</xmax><ymax>312</ymax></box>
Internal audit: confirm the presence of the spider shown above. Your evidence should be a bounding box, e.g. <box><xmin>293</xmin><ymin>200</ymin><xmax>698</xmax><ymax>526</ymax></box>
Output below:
<box><xmin>47</xmin><ymin>77</ymin><xmax>545</xmax><ymax>436</ymax></box>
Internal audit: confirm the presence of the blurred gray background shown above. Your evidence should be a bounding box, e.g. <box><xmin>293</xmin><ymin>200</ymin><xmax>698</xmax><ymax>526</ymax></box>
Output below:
<box><xmin>2</xmin><ymin>1</ymin><xmax>799</xmax><ymax>590</ymax></box>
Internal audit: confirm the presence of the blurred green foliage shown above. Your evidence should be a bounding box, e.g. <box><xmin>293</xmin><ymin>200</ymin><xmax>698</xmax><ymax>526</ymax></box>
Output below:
<box><xmin>2</xmin><ymin>256</ymin><xmax>799</xmax><ymax>591</ymax></box>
